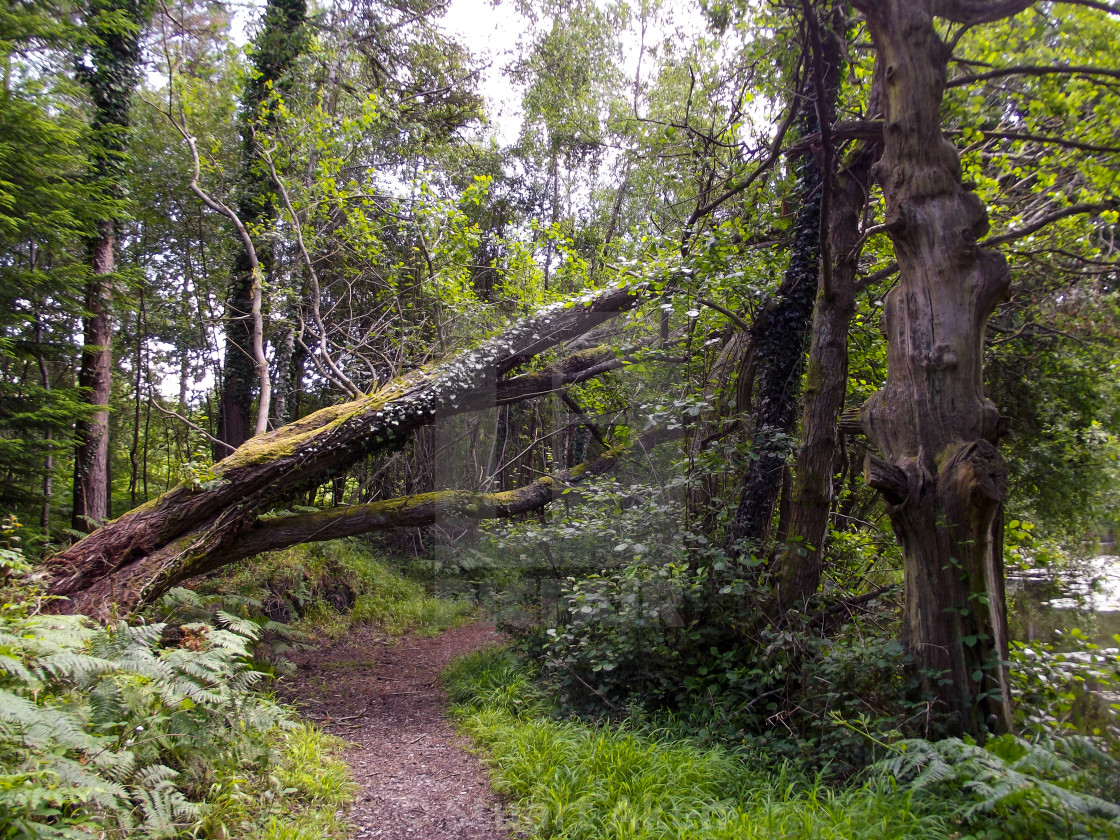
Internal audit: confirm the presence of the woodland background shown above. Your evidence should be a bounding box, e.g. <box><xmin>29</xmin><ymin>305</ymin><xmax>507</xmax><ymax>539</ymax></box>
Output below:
<box><xmin>2</xmin><ymin>0</ymin><xmax>1120</xmax><ymax>834</ymax></box>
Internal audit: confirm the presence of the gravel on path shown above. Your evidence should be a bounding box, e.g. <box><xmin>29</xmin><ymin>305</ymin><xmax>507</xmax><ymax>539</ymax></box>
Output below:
<box><xmin>279</xmin><ymin>622</ymin><xmax>511</xmax><ymax>840</ymax></box>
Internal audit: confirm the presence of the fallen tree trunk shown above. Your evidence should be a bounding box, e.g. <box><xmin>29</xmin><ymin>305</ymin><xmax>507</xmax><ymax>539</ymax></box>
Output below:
<box><xmin>43</xmin><ymin>284</ymin><xmax>645</xmax><ymax>617</ymax></box>
<box><xmin>215</xmin><ymin>427</ymin><xmax>679</xmax><ymax>569</ymax></box>
<box><xmin>54</xmin><ymin>425</ymin><xmax>676</xmax><ymax>619</ymax></box>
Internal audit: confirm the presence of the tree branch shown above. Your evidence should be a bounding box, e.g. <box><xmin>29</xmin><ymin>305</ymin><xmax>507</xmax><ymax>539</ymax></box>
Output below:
<box><xmin>697</xmin><ymin>297</ymin><xmax>750</xmax><ymax>332</ymax></box>
<box><xmin>949</xmin><ymin>64</ymin><xmax>1120</xmax><ymax>87</ymax></box>
<box><xmin>146</xmin><ymin>392</ymin><xmax>236</xmax><ymax>454</ymax></box>
<box><xmin>789</xmin><ymin>119</ymin><xmax>1120</xmax><ymax>157</ymax></box>
<box><xmin>929</xmin><ymin>0</ymin><xmax>1035</xmax><ymax>25</ymax></box>
<box><xmin>1052</xmin><ymin>0</ymin><xmax>1120</xmax><ymax>15</ymax></box>
<box><xmin>984</xmin><ymin>201</ymin><xmax>1117</xmax><ymax>247</ymax></box>
<box><xmin>681</xmin><ymin>79</ymin><xmax>804</xmax><ymax>254</ymax></box>
<box><xmin>855</xmin><ymin>201</ymin><xmax>1116</xmax><ymax>291</ymax></box>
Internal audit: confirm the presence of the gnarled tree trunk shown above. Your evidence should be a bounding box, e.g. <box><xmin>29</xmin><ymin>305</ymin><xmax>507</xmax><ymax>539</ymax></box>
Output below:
<box><xmin>853</xmin><ymin>0</ymin><xmax>1022</xmax><ymax>737</ymax></box>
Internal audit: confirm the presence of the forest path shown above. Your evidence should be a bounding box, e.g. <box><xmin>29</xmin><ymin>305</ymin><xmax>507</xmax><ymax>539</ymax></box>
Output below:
<box><xmin>279</xmin><ymin>623</ymin><xmax>511</xmax><ymax>840</ymax></box>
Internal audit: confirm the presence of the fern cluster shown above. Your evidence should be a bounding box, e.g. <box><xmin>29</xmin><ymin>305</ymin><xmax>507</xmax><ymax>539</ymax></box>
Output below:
<box><xmin>875</xmin><ymin>735</ymin><xmax>1120</xmax><ymax>839</ymax></box>
<box><xmin>0</xmin><ymin>598</ymin><xmax>295</xmax><ymax>838</ymax></box>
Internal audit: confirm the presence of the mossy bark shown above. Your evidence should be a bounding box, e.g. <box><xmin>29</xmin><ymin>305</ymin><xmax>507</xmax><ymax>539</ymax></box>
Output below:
<box><xmin>771</xmin><ymin>143</ymin><xmax>878</xmax><ymax>606</ymax></box>
<box><xmin>44</xmin><ymin>285</ymin><xmax>644</xmax><ymax>617</ymax></box>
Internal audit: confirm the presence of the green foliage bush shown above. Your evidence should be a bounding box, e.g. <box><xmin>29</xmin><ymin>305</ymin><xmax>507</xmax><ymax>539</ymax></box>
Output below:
<box><xmin>1009</xmin><ymin>633</ymin><xmax>1120</xmax><ymax>749</ymax></box>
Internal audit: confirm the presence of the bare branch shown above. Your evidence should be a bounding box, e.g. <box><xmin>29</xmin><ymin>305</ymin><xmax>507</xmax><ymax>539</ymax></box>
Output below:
<box><xmin>948</xmin><ymin>63</ymin><xmax>1120</xmax><ymax>87</ymax></box>
<box><xmin>146</xmin><ymin>392</ymin><xmax>236</xmax><ymax>454</ymax></box>
<box><xmin>929</xmin><ymin>0</ymin><xmax>1035</xmax><ymax>25</ymax></box>
<box><xmin>984</xmin><ymin>201</ymin><xmax>1117</xmax><ymax>247</ymax></box>
<box><xmin>261</xmin><ymin>146</ymin><xmax>364</xmax><ymax>398</ymax></box>
<box><xmin>149</xmin><ymin>98</ymin><xmax>272</xmax><ymax>436</ymax></box>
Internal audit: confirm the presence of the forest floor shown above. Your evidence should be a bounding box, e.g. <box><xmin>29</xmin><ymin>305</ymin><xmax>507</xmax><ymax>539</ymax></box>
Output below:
<box><xmin>278</xmin><ymin>622</ymin><xmax>512</xmax><ymax>840</ymax></box>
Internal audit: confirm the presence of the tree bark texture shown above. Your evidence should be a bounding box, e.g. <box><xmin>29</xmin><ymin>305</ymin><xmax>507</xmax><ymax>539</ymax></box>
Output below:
<box><xmin>217</xmin><ymin>253</ymin><xmax>257</xmax><ymax>450</ymax></box>
<box><xmin>72</xmin><ymin>223</ymin><xmax>116</xmax><ymax>533</ymax></box>
<box><xmin>771</xmin><ymin>144</ymin><xmax>878</xmax><ymax>606</ymax></box>
<box><xmin>726</xmin><ymin>21</ymin><xmax>842</xmax><ymax>552</ymax></box>
<box><xmin>43</xmin><ymin>284</ymin><xmax>643</xmax><ymax>617</ymax></box>
<box><xmin>854</xmin><ymin>0</ymin><xmax>1014</xmax><ymax>737</ymax></box>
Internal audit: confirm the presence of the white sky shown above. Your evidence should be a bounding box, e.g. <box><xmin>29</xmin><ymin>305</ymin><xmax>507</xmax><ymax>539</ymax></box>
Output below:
<box><xmin>440</xmin><ymin>0</ymin><xmax>530</xmax><ymax>143</ymax></box>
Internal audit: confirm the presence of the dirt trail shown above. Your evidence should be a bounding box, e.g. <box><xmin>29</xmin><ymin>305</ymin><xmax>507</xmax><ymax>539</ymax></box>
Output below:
<box><xmin>279</xmin><ymin>623</ymin><xmax>511</xmax><ymax>840</ymax></box>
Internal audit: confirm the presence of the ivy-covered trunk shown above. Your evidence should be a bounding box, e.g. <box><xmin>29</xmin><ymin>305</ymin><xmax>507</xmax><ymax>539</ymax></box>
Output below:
<box><xmin>726</xmin><ymin>16</ymin><xmax>842</xmax><ymax>552</ymax></box>
<box><xmin>854</xmin><ymin>0</ymin><xmax>1017</xmax><ymax>737</ymax></box>
<box><xmin>72</xmin><ymin>0</ymin><xmax>153</xmax><ymax>533</ymax></box>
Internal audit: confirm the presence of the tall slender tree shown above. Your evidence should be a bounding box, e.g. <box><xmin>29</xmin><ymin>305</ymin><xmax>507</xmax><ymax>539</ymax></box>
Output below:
<box><xmin>72</xmin><ymin>0</ymin><xmax>154</xmax><ymax>533</ymax></box>
<box><xmin>216</xmin><ymin>0</ymin><xmax>308</xmax><ymax>450</ymax></box>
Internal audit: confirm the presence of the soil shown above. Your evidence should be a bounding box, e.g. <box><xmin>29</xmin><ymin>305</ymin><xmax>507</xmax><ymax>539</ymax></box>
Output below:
<box><xmin>278</xmin><ymin>622</ymin><xmax>512</xmax><ymax>840</ymax></box>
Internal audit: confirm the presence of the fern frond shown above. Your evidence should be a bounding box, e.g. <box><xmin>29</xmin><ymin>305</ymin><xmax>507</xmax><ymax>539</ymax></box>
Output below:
<box><xmin>36</xmin><ymin>652</ymin><xmax>121</xmax><ymax>685</ymax></box>
<box><xmin>0</xmin><ymin>653</ymin><xmax>40</xmax><ymax>688</ymax></box>
<box><xmin>216</xmin><ymin>610</ymin><xmax>261</xmax><ymax>641</ymax></box>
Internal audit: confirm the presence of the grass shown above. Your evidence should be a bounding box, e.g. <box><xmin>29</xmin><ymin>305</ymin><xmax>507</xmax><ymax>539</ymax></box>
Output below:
<box><xmin>200</xmin><ymin>723</ymin><xmax>356</xmax><ymax>840</ymax></box>
<box><xmin>442</xmin><ymin>648</ymin><xmax>950</xmax><ymax>840</ymax></box>
<box><xmin>209</xmin><ymin>539</ymin><xmax>476</xmax><ymax>638</ymax></box>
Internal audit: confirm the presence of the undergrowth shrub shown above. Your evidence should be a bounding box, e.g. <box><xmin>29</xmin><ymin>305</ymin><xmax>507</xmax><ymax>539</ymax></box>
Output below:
<box><xmin>872</xmin><ymin>735</ymin><xmax>1120</xmax><ymax>839</ymax></box>
<box><xmin>0</xmin><ymin>596</ymin><xmax>353</xmax><ymax>838</ymax></box>
<box><xmin>179</xmin><ymin>540</ymin><xmax>474</xmax><ymax>640</ymax></box>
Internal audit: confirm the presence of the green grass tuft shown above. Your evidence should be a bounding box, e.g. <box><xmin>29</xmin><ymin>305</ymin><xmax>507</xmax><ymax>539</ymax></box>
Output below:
<box><xmin>443</xmin><ymin>647</ymin><xmax>949</xmax><ymax>840</ymax></box>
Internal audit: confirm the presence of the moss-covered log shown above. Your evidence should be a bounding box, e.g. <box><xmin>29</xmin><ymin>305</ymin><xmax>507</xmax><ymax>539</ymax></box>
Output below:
<box><xmin>196</xmin><ymin>426</ymin><xmax>678</xmax><ymax>572</ymax></box>
<box><xmin>51</xmin><ymin>425</ymin><xmax>675</xmax><ymax>619</ymax></box>
<box><xmin>42</xmin><ymin>284</ymin><xmax>644</xmax><ymax>616</ymax></box>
